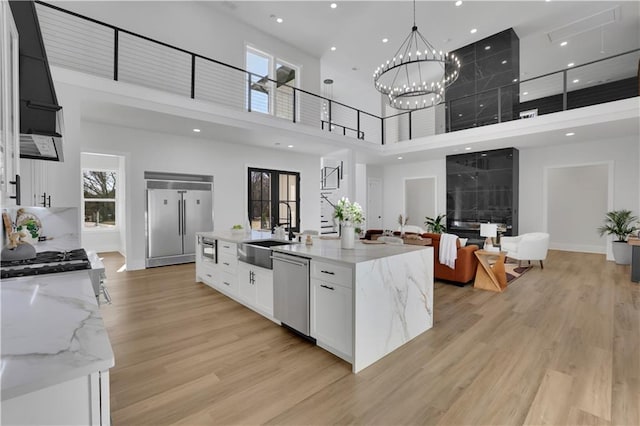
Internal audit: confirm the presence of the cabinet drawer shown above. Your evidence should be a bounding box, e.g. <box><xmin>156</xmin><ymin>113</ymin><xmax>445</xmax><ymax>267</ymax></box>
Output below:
<box><xmin>218</xmin><ymin>253</ymin><xmax>238</xmax><ymax>272</ymax></box>
<box><xmin>199</xmin><ymin>263</ymin><xmax>218</xmax><ymax>287</ymax></box>
<box><xmin>218</xmin><ymin>241</ymin><xmax>237</xmax><ymax>256</ymax></box>
<box><xmin>311</xmin><ymin>260</ymin><xmax>353</xmax><ymax>287</ymax></box>
<box><xmin>218</xmin><ymin>271</ymin><xmax>237</xmax><ymax>295</ymax></box>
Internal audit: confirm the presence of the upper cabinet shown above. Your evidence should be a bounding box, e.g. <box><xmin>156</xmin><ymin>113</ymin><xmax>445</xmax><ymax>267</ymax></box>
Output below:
<box><xmin>1</xmin><ymin>0</ymin><xmax>21</xmax><ymax>206</ymax></box>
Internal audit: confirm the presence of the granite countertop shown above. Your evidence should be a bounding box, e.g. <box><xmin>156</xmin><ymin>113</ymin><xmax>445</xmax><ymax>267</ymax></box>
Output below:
<box><xmin>0</xmin><ymin>271</ymin><xmax>114</xmax><ymax>401</ymax></box>
<box><xmin>272</xmin><ymin>238</ymin><xmax>430</xmax><ymax>265</ymax></box>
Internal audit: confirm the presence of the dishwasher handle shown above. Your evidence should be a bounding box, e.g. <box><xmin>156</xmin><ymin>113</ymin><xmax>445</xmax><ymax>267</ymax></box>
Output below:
<box><xmin>271</xmin><ymin>255</ymin><xmax>308</xmax><ymax>268</ymax></box>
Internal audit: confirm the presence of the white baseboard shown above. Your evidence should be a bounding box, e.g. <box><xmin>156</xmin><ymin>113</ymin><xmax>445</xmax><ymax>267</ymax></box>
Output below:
<box><xmin>125</xmin><ymin>259</ymin><xmax>146</xmax><ymax>271</ymax></box>
<box><xmin>549</xmin><ymin>242</ymin><xmax>605</xmax><ymax>254</ymax></box>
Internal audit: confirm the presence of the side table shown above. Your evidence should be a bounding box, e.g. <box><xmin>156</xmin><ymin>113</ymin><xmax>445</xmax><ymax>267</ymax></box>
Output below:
<box><xmin>474</xmin><ymin>249</ymin><xmax>508</xmax><ymax>292</ymax></box>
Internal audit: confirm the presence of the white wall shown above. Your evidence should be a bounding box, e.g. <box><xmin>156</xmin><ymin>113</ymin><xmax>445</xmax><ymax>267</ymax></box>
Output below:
<box><xmin>78</xmin><ymin>120</ymin><xmax>320</xmax><ymax>270</ymax></box>
<box><xmin>520</xmin><ymin>136</ymin><xmax>638</xmax><ymax>260</ymax></box>
<box><xmin>50</xmin><ymin>1</ymin><xmax>321</xmax><ymax>95</ymax></box>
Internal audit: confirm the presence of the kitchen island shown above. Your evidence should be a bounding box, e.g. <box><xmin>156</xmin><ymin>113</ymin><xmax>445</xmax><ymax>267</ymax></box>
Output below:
<box><xmin>0</xmin><ymin>272</ymin><xmax>114</xmax><ymax>425</ymax></box>
<box><xmin>196</xmin><ymin>232</ymin><xmax>433</xmax><ymax>373</ymax></box>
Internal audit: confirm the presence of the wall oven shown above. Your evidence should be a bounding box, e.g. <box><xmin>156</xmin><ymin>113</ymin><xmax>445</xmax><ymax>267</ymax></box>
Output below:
<box><xmin>200</xmin><ymin>236</ymin><xmax>217</xmax><ymax>263</ymax></box>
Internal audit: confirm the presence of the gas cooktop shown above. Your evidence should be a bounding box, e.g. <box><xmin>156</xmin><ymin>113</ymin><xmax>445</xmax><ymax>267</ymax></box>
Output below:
<box><xmin>1</xmin><ymin>249</ymin><xmax>91</xmax><ymax>279</ymax></box>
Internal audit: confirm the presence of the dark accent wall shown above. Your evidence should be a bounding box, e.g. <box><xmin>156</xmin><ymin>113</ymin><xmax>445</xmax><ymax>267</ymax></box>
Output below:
<box><xmin>518</xmin><ymin>76</ymin><xmax>638</xmax><ymax>116</ymax></box>
<box><xmin>445</xmin><ymin>29</ymin><xmax>520</xmax><ymax>132</ymax></box>
<box><xmin>446</xmin><ymin>148</ymin><xmax>519</xmax><ymax>241</ymax></box>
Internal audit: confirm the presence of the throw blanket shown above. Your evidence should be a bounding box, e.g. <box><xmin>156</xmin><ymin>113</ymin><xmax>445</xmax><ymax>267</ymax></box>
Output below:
<box><xmin>439</xmin><ymin>233</ymin><xmax>458</xmax><ymax>269</ymax></box>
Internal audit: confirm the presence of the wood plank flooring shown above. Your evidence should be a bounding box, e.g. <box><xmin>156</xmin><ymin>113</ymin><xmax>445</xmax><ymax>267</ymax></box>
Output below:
<box><xmin>98</xmin><ymin>250</ymin><xmax>639</xmax><ymax>425</ymax></box>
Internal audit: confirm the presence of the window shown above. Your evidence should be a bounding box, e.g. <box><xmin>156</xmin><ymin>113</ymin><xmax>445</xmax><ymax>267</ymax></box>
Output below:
<box><xmin>246</xmin><ymin>46</ymin><xmax>299</xmax><ymax>121</ymax></box>
<box><xmin>83</xmin><ymin>170</ymin><xmax>117</xmax><ymax>229</ymax></box>
<box><xmin>248</xmin><ymin>168</ymin><xmax>300</xmax><ymax>232</ymax></box>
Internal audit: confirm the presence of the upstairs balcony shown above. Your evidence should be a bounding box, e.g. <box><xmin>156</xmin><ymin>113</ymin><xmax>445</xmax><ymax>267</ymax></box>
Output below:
<box><xmin>34</xmin><ymin>1</ymin><xmax>639</xmax><ymax>150</ymax></box>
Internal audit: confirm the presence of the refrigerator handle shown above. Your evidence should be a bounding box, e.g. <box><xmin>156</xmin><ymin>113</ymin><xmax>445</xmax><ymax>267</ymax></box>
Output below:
<box><xmin>178</xmin><ymin>200</ymin><xmax>182</xmax><ymax>235</ymax></box>
<box><xmin>183</xmin><ymin>199</ymin><xmax>187</xmax><ymax>236</ymax></box>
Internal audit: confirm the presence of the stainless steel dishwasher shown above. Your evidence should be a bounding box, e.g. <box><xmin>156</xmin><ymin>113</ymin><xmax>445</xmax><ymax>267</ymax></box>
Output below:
<box><xmin>272</xmin><ymin>251</ymin><xmax>313</xmax><ymax>339</ymax></box>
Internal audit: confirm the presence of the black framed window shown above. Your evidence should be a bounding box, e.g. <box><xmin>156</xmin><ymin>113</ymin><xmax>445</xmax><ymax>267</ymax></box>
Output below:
<box><xmin>248</xmin><ymin>168</ymin><xmax>300</xmax><ymax>232</ymax></box>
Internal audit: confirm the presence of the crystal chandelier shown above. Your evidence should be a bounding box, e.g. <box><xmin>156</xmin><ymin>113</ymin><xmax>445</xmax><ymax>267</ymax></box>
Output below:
<box><xmin>373</xmin><ymin>0</ymin><xmax>461</xmax><ymax>110</ymax></box>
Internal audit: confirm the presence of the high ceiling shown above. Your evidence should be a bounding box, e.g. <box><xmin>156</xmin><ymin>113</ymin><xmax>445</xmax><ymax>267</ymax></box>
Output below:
<box><xmin>210</xmin><ymin>1</ymin><xmax>640</xmax><ymax>110</ymax></box>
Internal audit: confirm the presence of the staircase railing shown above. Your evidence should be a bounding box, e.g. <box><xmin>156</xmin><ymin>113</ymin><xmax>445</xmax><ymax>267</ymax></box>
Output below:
<box><xmin>35</xmin><ymin>1</ymin><xmax>639</xmax><ymax>147</ymax></box>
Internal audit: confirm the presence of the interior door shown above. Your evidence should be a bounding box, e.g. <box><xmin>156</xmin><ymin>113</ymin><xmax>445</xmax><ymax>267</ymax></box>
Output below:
<box><xmin>367</xmin><ymin>178</ymin><xmax>383</xmax><ymax>229</ymax></box>
<box><xmin>147</xmin><ymin>188</ymin><xmax>182</xmax><ymax>258</ymax></box>
<box><xmin>183</xmin><ymin>189</ymin><xmax>213</xmax><ymax>255</ymax></box>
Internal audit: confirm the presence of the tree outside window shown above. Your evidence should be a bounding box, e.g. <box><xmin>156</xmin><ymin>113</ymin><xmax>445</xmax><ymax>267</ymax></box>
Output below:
<box><xmin>83</xmin><ymin>170</ymin><xmax>117</xmax><ymax>228</ymax></box>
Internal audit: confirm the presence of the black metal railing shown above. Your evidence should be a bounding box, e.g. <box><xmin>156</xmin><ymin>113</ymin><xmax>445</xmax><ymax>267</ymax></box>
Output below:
<box><xmin>35</xmin><ymin>1</ymin><xmax>639</xmax><ymax>147</ymax></box>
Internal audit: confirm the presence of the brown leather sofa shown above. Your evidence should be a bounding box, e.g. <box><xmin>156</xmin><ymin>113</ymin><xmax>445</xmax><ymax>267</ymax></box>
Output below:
<box><xmin>424</xmin><ymin>233</ymin><xmax>479</xmax><ymax>285</ymax></box>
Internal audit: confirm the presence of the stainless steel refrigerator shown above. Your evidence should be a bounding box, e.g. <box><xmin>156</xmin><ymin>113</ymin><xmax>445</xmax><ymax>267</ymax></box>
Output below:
<box><xmin>145</xmin><ymin>172</ymin><xmax>213</xmax><ymax>267</ymax></box>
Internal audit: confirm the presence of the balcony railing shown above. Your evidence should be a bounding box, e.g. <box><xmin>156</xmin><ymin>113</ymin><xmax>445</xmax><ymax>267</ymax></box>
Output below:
<box><xmin>35</xmin><ymin>1</ymin><xmax>639</xmax><ymax>147</ymax></box>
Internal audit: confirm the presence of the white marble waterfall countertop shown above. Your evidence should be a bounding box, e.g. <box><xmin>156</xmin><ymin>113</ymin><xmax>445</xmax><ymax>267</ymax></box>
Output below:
<box><xmin>0</xmin><ymin>271</ymin><xmax>114</xmax><ymax>401</ymax></box>
<box><xmin>197</xmin><ymin>230</ymin><xmax>275</xmax><ymax>243</ymax></box>
<box><xmin>272</xmin><ymin>238</ymin><xmax>430</xmax><ymax>265</ymax></box>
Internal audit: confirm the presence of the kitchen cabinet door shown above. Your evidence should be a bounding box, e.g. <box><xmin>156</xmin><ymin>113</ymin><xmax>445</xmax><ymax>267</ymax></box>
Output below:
<box><xmin>1</xmin><ymin>1</ymin><xmax>20</xmax><ymax>207</ymax></box>
<box><xmin>238</xmin><ymin>262</ymin><xmax>256</xmax><ymax>305</ymax></box>
<box><xmin>254</xmin><ymin>266</ymin><xmax>274</xmax><ymax>317</ymax></box>
<box><xmin>311</xmin><ymin>278</ymin><xmax>353</xmax><ymax>361</ymax></box>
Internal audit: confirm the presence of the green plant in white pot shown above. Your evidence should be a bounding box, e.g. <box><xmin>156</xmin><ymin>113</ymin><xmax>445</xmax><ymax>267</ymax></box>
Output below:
<box><xmin>598</xmin><ymin>209</ymin><xmax>638</xmax><ymax>265</ymax></box>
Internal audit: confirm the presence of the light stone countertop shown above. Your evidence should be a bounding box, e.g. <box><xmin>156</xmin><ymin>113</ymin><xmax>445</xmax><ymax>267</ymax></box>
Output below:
<box><xmin>196</xmin><ymin>231</ymin><xmax>430</xmax><ymax>265</ymax></box>
<box><xmin>272</xmin><ymin>238</ymin><xmax>430</xmax><ymax>265</ymax></box>
<box><xmin>0</xmin><ymin>271</ymin><xmax>114</xmax><ymax>401</ymax></box>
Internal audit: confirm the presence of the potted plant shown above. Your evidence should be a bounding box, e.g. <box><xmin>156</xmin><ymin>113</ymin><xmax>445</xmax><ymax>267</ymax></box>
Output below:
<box><xmin>333</xmin><ymin>197</ymin><xmax>364</xmax><ymax>249</ymax></box>
<box><xmin>425</xmin><ymin>214</ymin><xmax>447</xmax><ymax>234</ymax></box>
<box><xmin>598</xmin><ymin>209</ymin><xmax>638</xmax><ymax>265</ymax></box>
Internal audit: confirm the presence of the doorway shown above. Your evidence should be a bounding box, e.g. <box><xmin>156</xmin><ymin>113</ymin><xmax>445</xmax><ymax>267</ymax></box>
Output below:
<box><xmin>367</xmin><ymin>178</ymin><xmax>383</xmax><ymax>229</ymax></box>
<box><xmin>80</xmin><ymin>152</ymin><xmax>127</xmax><ymax>258</ymax></box>
<box><xmin>404</xmin><ymin>177</ymin><xmax>437</xmax><ymax>230</ymax></box>
<box><xmin>544</xmin><ymin>162</ymin><xmax>612</xmax><ymax>256</ymax></box>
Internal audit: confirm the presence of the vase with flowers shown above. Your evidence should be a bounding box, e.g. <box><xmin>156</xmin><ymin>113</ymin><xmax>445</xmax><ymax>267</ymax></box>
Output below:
<box><xmin>398</xmin><ymin>214</ymin><xmax>409</xmax><ymax>237</ymax></box>
<box><xmin>333</xmin><ymin>197</ymin><xmax>365</xmax><ymax>249</ymax></box>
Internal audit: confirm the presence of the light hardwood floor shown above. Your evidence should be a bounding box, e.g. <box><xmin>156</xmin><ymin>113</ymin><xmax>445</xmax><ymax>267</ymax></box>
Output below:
<box><xmin>98</xmin><ymin>250</ymin><xmax>639</xmax><ymax>425</ymax></box>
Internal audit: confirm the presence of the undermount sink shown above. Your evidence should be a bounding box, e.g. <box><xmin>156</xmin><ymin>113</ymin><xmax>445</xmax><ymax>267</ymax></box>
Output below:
<box><xmin>247</xmin><ymin>240</ymin><xmax>293</xmax><ymax>248</ymax></box>
<box><xmin>238</xmin><ymin>240</ymin><xmax>295</xmax><ymax>269</ymax></box>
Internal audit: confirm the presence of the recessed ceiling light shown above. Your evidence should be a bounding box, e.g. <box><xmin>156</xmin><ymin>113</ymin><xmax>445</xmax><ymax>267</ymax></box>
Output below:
<box><xmin>287</xmin><ymin>144</ymin><xmax>294</xmax><ymax>148</ymax></box>
<box><xmin>573</xmin><ymin>79</ymin><xmax>579</xmax><ymax>83</ymax></box>
<box><xmin>458</xmin><ymin>113</ymin><xmax>463</xmax><ymax>117</ymax></box>
<box><xmin>567</xmin><ymin>62</ymin><xmax>574</xmax><ymax>67</ymax></box>
<box><xmin>560</xmin><ymin>41</ymin><xmax>568</xmax><ymax>47</ymax></box>
<box><xmin>479</xmin><ymin>103</ymin><xmax>484</xmax><ymax>107</ymax></box>
<box><xmin>470</xmin><ymin>28</ymin><xmax>477</xmax><ymax>34</ymax></box>
<box><xmin>501</xmin><ymin>60</ymin><xmax>507</xmax><ymax>64</ymax></box>
<box><xmin>382</xmin><ymin>38</ymin><xmax>389</xmax><ymax>43</ymax></box>
<box><xmin>397</xmin><ymin>156</ymin><xmax>403</xmax><ymax>160</ymax></box>
<box><xmin>523</xmin><ymin>91</ymin><xmax>528</xmax><ymax>95</ymax></box>
<box><xmin>565</xmin><ymin>132</ymin><xmax>575</xmax><ymax>136</ymax></box>
<box><xmin>276</xmin><ymin>17</ymin><xmax>283</xmax><ymax>23</ymax></box>
<box><xmin>455</xmin><ymin>1</ymin><xmax>463</xmax><ymax>6</ymax></box>
<box><xmin>330</xmin><ymin>46</ymin><xmax>336</xmax><ymax>51</ymax></box>
<box><xmin>513</xmin><ymin>78</ymin><xmax>518</xmax><ymax>82</ymax></box>
<box><xmin>481</xmin><ymin>153</ymin><xmax>487</xmax><ymax>157</ymax></box>
<box><xmin>484</xmin><ymin>45</ymin><xmax>491</xmax><ymax>50</ymax></box>
<box><xmin>192</xmin><ymin>128</ymin><xmax>201</xmax><ymax>132</ymax></box>
<box><xmin>330</xmin><ymin>2</ymin><xmax>337</xmax><ymax>8</ymax></box>
<box><xmin>465</xmin><ymin>147</ymin><xmax>472</xmax><ymax>151</ymax></box>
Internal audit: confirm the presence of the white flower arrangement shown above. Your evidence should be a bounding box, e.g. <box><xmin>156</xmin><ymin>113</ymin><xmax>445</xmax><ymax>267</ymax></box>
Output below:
<box><xmin>333</xmin><ymin>197</ymin><xmax>365</xmax><ymax>226</ymax></box>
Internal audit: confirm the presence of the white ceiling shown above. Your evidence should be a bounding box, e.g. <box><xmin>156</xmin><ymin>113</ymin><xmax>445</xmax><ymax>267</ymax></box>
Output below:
<box><xmin>210</xmin><ymin>1</ymin><xmax>640</xmax><ymax>107</ymax></box>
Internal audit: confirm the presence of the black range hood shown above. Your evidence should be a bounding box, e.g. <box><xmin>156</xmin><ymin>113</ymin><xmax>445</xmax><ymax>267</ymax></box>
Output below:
<box><xmin>9</xmin><ymin>0</ymin><xmax>64</xmax><ymax>162</ymax></box>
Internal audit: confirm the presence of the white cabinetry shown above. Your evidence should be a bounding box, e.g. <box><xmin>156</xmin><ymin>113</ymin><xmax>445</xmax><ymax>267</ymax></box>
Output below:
<box><xmin>310</xmin><ymin>260</ymin><xmax>353</xmax><ymax>361</ymax></box>
<box><xmin>1</xmin><ymin>370</ymin><xmax>110</xmax><ymax>426</ymax></box>
<box><xmin>238</xmin><ymin>261</ymin><xmax>274</xmax><ymax>317</ymax></box>
<box><xmin>1</xmin><ymin>0</ymin><xmax>20</xmax><ymax>206</ymax></box>
<box><xmin>217</xmin><ymin>242</ymin><xmax>238</xmax><ymax>296</ymax></box>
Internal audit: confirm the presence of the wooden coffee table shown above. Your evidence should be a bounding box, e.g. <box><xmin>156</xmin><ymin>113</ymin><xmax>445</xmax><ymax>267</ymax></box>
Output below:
<box><xmin>473</xmin><ymin>249</ymin><xmax>508</xmax><ymax>292</ymax></box>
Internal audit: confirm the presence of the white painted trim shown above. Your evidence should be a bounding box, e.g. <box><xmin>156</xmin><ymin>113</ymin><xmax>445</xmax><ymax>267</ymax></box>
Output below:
<box><xmin>543</xmin><ymin>161</ymin><xmax>613</xmax><ymax>259</ymax></box>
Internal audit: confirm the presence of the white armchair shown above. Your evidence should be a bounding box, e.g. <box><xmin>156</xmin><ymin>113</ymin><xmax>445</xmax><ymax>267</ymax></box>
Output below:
<box><xmin>500</xmin><ymin>232</ymin><xmax>550</xmax><ymax>269</ymax></box>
